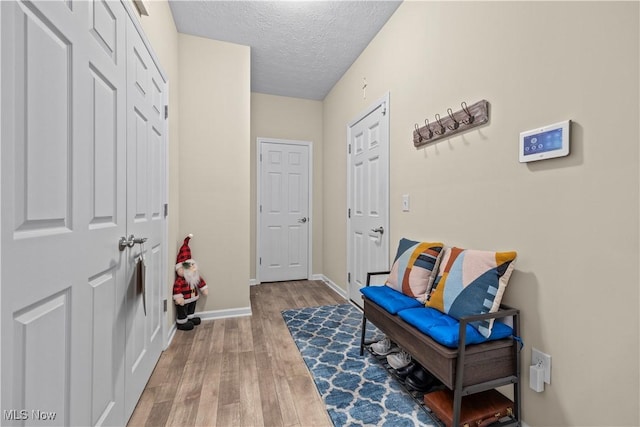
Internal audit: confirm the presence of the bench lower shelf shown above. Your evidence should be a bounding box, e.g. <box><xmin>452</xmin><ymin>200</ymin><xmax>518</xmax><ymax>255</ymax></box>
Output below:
<box><xmin>364</xmin><ymin>344</ymin><xmax>442</xmax><ymax>418</ymax></box>
<box><xmin>365</xmin><ymin>344</ymin><xmax>519</xmax><ymax>427</ymax></box>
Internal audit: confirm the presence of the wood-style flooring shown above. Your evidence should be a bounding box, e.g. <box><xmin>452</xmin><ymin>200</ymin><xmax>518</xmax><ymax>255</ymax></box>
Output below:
<box><xmin>128</xmin><ymin>280</ymin><xmax>348</xmax><ymax>427</ymax></box>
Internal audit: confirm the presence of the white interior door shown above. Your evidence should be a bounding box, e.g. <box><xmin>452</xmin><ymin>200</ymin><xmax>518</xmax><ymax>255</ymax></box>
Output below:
<box><xmin>347</xmin><ymin>95</ymin><xmax>390</xmax><ymax>306</ymax></box>
<box><xmin>1</xmin><ymin>1</ymin><xmax>166</xmax><ymax>425</ymax></box>
<box><xmin>258</xmin><ymin>139</ymin><xmax>311</xmax><ymax>282</ymax></box>
<box><xmin>1</xmin><ymin>1</ymin><xmax>128</xmax><ymax>425</ymax></box>
<box><xmin>124</xmin><ymin>16</ymin><xmax>166</xmax><ymax>418</ymax></box>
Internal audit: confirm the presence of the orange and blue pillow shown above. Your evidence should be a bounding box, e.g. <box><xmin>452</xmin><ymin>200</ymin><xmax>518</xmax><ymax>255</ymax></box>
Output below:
<box><xmin>426</xmin><ymin>247</ymin><xmax>517</xmax><ymax>338</ymax></box>
<box><xmin>385</xmin><ymin>238</ymin><xmax>444</xmax><ymax>302</ymax></box>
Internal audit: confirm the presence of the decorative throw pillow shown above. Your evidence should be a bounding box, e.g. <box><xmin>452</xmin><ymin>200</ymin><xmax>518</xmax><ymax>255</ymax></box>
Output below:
<box><xmin>426</xmin><ymin>247</ymin><xmax>517</xmax><ymax>338</ymax></box>
<box><xmin>385</xmin><ymin>238</ymin><xmax>444</xmax><ymax>302</ymax></box>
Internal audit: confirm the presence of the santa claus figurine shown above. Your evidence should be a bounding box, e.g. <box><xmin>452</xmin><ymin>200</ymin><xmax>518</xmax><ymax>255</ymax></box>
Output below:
<box><xmin>173</xmin><ymin>234</ymin><xmax>208</xmax><ymax>330</ymax></box>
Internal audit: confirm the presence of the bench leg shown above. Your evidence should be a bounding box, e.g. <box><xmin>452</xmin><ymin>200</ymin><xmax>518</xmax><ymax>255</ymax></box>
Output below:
<box><xmin>360</xmin><ymin>313</ymin><xmax>367</xmax><ymax>356</ymax></box>
<box><xmin>514</xmin><ymin>311</ymin><xmax>522</xmax><ymax>425</ymax></box>
<box><xmin>452</xmin><ymin>389</ymin><xmax>462</xmax><ymax>427</ymax></box>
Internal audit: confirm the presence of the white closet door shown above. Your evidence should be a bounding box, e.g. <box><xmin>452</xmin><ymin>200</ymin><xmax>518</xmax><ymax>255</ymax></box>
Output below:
<box><xmin>0</xmin><ymin>1</ymin><xmax>128</xmax><ymax>425</ymax></box>
<box><xmin>123</xmin><ymin>16</ymin><xmax>167</xmax><ymax>419</ymax></box>
<box><xmin>1</xmin><ymin>1</ymin><xmax>167</xmax><ymax>425</ymax></box>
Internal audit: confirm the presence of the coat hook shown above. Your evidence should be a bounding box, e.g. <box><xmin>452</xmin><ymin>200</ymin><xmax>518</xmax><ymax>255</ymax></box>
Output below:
<box><xmin>434</xmin><ymin>114</ymin><xmax>446</xmax><ymax>135</ymax></box>
<box><xmin>447</xmin><ymin>108</ymin><xmax>459</xmax><ymax>130</ymax></box>
<box><xmin>413</xmin><ymin>100</ymin><xmax>489</xmax><ymax>148</ymax></box>
<box><xmin>461</xmin><ymin>101</ymin><xmax>475</xmax><ymax>125</ymax></box>
<box><xmin>424</xmin><ymin>118</ymin><xmax>433</xmax><ymax>139</ymax></box>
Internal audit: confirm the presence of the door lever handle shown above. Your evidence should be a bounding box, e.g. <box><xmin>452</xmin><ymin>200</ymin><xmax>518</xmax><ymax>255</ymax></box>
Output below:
<box><xmin>371</xmin><ymin>226</ymin><xmax>384</xmax><ymax>235</ymax></box>
<box><xmin>118</xmin><ymin>236</ymin><xmax>130</xmax><ymax>251</ymax></box>
<box><xmin>118</xmin><ymin>235</ymin><xmax>148</xmax><ymax>251</ymax></box>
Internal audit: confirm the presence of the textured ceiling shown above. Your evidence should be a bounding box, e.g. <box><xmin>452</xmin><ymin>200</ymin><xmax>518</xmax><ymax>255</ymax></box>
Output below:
<box><xmin>168</xmin><ymin>1</ymin><xmax>402</xmax><ymax>100</ymax></box>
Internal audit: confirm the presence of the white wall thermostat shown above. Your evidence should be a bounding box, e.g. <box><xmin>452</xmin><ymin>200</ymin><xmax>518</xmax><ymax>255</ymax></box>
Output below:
<box><xmin>519</xmin><ymin>120</ymin><xmax>570</xmax><ymax>163</ymax></box>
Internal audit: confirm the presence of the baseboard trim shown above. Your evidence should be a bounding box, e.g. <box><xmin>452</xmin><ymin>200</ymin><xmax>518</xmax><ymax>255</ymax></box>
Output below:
<box><xmin>197</xmin><ymin>306</ymin><xmax>252</xmax><ymax>321</ymax></box>
<box><xmin>317</xmin><ymin>275</ymin><xmax>347</xmax><ymax>299</ymax></box>
<box><xmin>165</xmin><ymin>306</ymin><xmax>252</xmax><ymax>348</ymax></box>
<box><xmin>250</xmin><ymin>275</ymin><xmax>341</xmax><ymax>288</ymax></box>
<box><xmin>166</xmin><ymin>323</ymin><xmax>177</xmax><ymax>348</ymax></box>
<box><xmin>249</xmin><ymin>275</ymin><xmax>346</xmax><ymax>299</ymax></box>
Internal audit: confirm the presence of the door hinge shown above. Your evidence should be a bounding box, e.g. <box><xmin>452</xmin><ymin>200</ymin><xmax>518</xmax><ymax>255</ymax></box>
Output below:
<box><xmin>260</xmin><ymin>153</ymin><xmax>262</xmax><ymax>162</ymax></box>
<box><xmin>164</xmin><ymin>203</ymin><xmax>168</xmax><ymax>218</ymax></box>
<box><xmin>164</xmin><ymin>105</ymin><xmax>168</xmax><ymax>119</ymax></box>
<box><xmin>163</xmin><ymin>299</ymin><xmax>168</xmax><ymax>312</ymax></box>
<box><xmin>348</xmin><ymin>208</ymin><xmax>351</xmax><ymax>218</ymax></box>
<box><xmin>259</xmin><ymin>257</ymin><xmax>262</xmax><ymax>265</ymax></box>
<box><xmin>348</xmin><ymin>144</ymin><xmax>351</xmax><ymax>154</ymax></box>
<box><xmin>382</xmin><ymin>102</ymin><xmax>387</xmax><ymax>116</ymax></box>
<box><xmin>348</xmin><ymin>272</ymin><xmax>351</xmax><ymax>283</ymax></box>
<box><xmin>260</xmin><ymin>205</ymin><xmax>262</xmax><ymax>213</ymax></box>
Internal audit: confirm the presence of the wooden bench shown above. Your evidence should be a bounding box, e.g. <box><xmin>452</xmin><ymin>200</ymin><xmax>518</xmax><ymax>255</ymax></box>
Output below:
<box><xmin>360</xmin><ymin>272</ymin><xmax>522</xmax><ymax>426</ymax></box>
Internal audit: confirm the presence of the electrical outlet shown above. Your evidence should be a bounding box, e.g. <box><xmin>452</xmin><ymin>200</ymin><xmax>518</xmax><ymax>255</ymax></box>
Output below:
<box><xmin>402</xmin><ymin>194</ymin><xmax>410</xmax><ymax>212</ymax></box>
<box><xmin>532</xmin><ymin>348</ymin><xmax>551</xmax><ymax>384</ymax></box>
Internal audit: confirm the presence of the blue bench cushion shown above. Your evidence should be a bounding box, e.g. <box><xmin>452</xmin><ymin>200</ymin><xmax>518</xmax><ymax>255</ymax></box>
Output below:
<box><xmin>360</xmin><ymin>286</ymin><xmax>423</xmax><ymax>314</ymax></box>
<box><xmin>397</xmin><ymin>307</ymin><xmax>513</xmax><ymax>348</ymax></box>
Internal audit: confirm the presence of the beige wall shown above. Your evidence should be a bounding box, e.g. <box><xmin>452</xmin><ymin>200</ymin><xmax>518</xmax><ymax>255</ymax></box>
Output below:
<box><xmin>135</xmin><ymin>1</ymin><xmax>181</xmax><ymax>331</ymax></box>
<box><xmin>250</xmin><ymin>93</ymin><xmax>324</xmax><ymax>280</ymax></box>
<box><xmin>135</xmin><ymin>4</ymin><xmax>252</xmax><ymax>322</ymax></box>
<box><xmin>323</xmin><ymin>2</ymin><xmax>639</xmax><ymax>426</ymax></box>
<box><xmin>178</xmin><ymin>34</ymin><xmax>251</xmax><ymax>312</ymax></box>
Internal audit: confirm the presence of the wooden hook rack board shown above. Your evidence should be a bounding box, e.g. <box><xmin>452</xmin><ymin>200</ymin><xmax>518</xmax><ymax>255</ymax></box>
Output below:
<box><xmin>413</xmin><ymin>99</ymin><xmax>490</xmax><ymax>148</ymax></box>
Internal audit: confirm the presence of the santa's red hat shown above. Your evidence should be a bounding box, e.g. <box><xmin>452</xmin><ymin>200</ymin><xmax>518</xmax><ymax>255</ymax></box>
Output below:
<box><xmin>175</xmin><ymin>234</ymin><xmax>195</xmax><ymax>270</ymax></box>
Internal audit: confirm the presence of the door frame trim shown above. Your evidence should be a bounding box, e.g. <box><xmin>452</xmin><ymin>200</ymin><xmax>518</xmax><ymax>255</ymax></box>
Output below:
<box><xmin>256</xmin><ymin>137</ymin><xmax>313</xmax><ymax>283</ymax></box>
<box><xmin>161</xmin><ymin>83</ymin><xmax>169</xmax><ymax>350</ymax></box>
<box><xmin>346</xmin><ymin>92</ymin><xmax>391</xmax><ymax>302</ymax></box>
<box><xmin>0</xmin><ymin>0</ymin><xmax>3</xmax><ymax>410</ymax></box>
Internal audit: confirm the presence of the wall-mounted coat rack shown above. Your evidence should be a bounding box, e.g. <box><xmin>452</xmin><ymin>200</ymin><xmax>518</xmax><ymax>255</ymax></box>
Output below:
<box><xmin>413</xmin><ymin>99</ymin><xmax>490</xmax><ymax>148</ymax></box>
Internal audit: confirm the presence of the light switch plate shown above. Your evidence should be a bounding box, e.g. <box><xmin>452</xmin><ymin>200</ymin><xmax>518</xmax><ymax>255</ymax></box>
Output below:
<box><xmin>402</xmin><ymin>194</ymin><xmax>410</xmax><ymax>212</ymax></box>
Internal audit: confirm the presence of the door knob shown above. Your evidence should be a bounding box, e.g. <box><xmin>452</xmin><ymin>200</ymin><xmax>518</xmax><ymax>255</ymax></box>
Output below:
<box><xmin>371</xmin><ymin>226</ymin><xmax>384</xmax><ymax>235</ymax></box>
<box><xmin>298</xmin><ymin>217</ymin><xmax>308</xmax><ymax>223</ymax></box>
<box><xmin>118</xmin><ymin>235</ymin><xmax>148</xmax><ymax>251</ymax></box>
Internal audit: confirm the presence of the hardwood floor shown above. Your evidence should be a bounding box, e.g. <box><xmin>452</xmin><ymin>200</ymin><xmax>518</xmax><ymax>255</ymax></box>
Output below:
<box><xmin>128</xmin><ymin>280</ymin><xmax>347</xmax><ymax>427</ymax></box>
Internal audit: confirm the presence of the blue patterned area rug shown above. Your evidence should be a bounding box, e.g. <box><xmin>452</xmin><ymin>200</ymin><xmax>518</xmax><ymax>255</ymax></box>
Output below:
<box><xmin>282</xmin><ymin>304</ymin><xmax>436</xmax><ymax>427</ymax></box>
